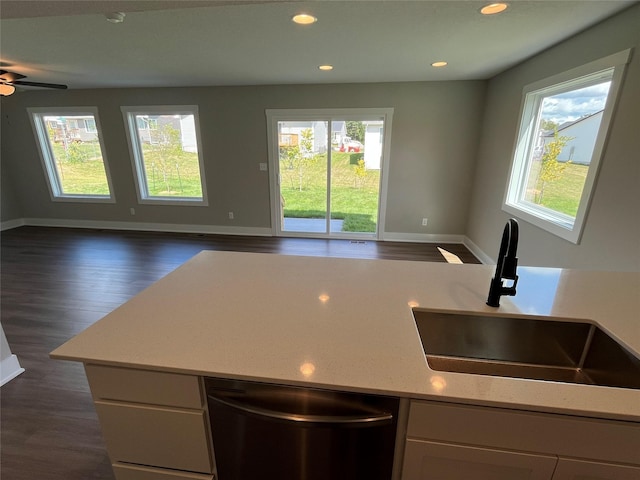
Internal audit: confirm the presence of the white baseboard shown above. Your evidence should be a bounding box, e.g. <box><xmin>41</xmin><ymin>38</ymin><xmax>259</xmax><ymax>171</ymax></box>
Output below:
<box><xmin>0</xmin><ymin>354</ymin><xmax>25</xmax><ymax>387</ymax></box>
<box><xmin>0</xmin><ymin>218</ymin><xmax>26</xmax><ymax>231</ymax></box>
<box><xmin>13</xmin><ymin>218</ymin><xmax>273</xmax><ymax>237</ymax></box>
<box><xmin>463</xmin><ymin>236</ymin><xmax>493</xmax><ymax>265</ymax></box>
<box><xmin>382</xmin><ymin>232</ymin><xmax>466</xmax><ymax>243</ymax></box>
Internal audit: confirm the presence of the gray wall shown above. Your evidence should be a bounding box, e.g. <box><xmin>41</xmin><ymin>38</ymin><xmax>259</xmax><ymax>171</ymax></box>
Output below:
<box><xmin>466</xmin><ymin>4</ymin><xmax>640</xmax><ymax>271</ymax></box>
<box><xmin>0</xmin><ymin>81</ymin><xmax>485</xmax><ymax>236</ymax></box>
<box><xmin>2</xmin><ymin>5</ymin><xmax>638</xmax><ymax>272</ymax></box>
<box><xmin>0</xmin><ymin>159</ymin><xmax>22</xmax><ymax>222</ymax></box>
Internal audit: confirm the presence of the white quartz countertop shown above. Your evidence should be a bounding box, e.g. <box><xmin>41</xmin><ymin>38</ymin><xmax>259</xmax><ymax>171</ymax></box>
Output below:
<box><xmin>51</xmin><ymin>251</ymin><xmax>640</xmax><ymax>421</ymax></box>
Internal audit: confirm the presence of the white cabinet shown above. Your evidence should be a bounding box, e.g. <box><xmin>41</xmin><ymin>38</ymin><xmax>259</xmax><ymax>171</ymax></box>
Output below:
<box><xmin>85</xmin><ymin>363</ymin><xmax>203</xmax><ymax>408</ymax></box>
<box><xmin>113</xmin><ymin>463</ymin><xmax>214</xmax><ymax>480</ymax></box>
<box><xmin>553</xmin><ymin>458</ymin><xmax>640</xmax><ymax>480</ymax></box>
<box><xmin>403</xmin><ymin>439</ymin><xmax>557</xmax><ymax>480</ymax></box>
<box><xmin>85</xmin><ymin>364</ymin><xmax>214</xmax><ymax>480</ymax></box>
<box><xmin>402</xmin><ymin>400</ymin><xmax>640</xmax><ymax>480</ymax></box>
<box><xmin>94</xmin><ymin>401</ymin><xmax>212</xmax><ymax>473</ymax></box>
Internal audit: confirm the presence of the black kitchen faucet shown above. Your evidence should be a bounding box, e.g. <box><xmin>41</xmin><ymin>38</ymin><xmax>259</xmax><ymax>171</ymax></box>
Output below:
<box><xmin>487</xmin><ymin>218</ymin><xmax>519</xmax><ymax>307</ymax></box>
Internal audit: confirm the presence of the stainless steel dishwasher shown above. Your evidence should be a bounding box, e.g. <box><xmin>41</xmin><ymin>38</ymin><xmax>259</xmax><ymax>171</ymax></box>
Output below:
<box><xmin>205</xmin><ymin>377</ymin><xmax>400</xmax><ymax>480</ymax></box>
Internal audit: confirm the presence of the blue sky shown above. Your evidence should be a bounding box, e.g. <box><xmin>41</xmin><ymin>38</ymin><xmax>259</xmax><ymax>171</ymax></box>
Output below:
<box><xmin>541</xmin><ymin>81</ymin><xmax>611</xmax><ymax>125</ymax></box>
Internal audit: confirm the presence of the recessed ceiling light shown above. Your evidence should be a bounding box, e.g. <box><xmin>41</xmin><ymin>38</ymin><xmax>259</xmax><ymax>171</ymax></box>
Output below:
<box><xmin>292</xmin><ymin>13</ymin><xmax>317</xmax><ymax>25</ymax></box>
<box><xmin>431</xmin><ymin>61</ymin><xmax>448</xmax><ymax>68</ymax></box>
<box><xmin>480</xmin><ymin>3</ymin><xmax>508</xmax><ymax>15</ymax></box>
<box><xmin>318</xmin><ymin>65</ymin><xmax>333</xmax><ymax>71</ymax></box>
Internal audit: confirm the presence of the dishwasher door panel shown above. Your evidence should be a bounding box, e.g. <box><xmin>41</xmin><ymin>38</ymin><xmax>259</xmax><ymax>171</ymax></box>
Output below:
<box><xmin>205</xmin><ymin>378</ymin><xmax>399</xmax><ymax>480</ymax></box>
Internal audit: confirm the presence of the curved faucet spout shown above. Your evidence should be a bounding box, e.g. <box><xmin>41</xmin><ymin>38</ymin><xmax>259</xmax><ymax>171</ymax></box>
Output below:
<box><xmin>487</xmin><ymin>219</ymin><xmax>519</xmax><ymax>307</ymax></box>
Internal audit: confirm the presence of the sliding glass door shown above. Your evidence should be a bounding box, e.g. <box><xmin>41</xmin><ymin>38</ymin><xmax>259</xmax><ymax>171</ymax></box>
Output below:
<box><xmin>277</xmin><ymin>120</ymin><xmax>329</xmax><ymax>233</ymax></box>
<box><xmin>267</xmin><ymin>109</ymin><xmax>392</xmax><ymax>238</ymax></box>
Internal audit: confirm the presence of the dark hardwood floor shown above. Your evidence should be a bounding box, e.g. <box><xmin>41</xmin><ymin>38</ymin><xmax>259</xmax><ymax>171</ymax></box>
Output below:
<box><xmin>0</xmin><ymin>226</ymin><xmax>479</xmax><ymax>479</ymax></box>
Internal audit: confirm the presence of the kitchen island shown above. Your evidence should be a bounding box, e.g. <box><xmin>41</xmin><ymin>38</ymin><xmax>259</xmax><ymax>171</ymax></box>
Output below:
<box><xmin>51</xmin><ymin>251</ymin><xmax>640</xmax><ymax>480</ymax></box>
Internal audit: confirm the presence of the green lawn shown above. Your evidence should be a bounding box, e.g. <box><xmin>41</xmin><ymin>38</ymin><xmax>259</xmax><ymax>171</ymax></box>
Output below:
<box><xmin>525</xmin><ymin>162</ymin><xmax>588</xmax><ymax>217</ymax></box>
<box><xmin>140</xmin><ymin>146</ymin><xmax>203</xmax><ymax>197</ymax></box>
<box><xmin>53</xmin><ymin>145</ymin><xmax>377</xmax><ymax>232</ymax></box>
<box><xmin>50</xmin><ymin>140</ymin><xmax>376</xmax><ymax>230</ymax></box>
<box><xmin>280</xmin><ymin>152</ymin><xmax>380</xmax><ymax>232</ymax></box>
<box><xmin>50</xmin><ymin>141</ymin><xmax>203</xmax><ymax>198</ymax></box>
<box><xmin>51</xmin><ymin>142</ymin><xmax>111</xmax><ymax>195</ymax></box>
<box><xmin>46</xmin><ymin>142</ymin><xmax>587</xmax><ymax>232</ymax></box>
<box><xmin>538</xmin><ymin>163</ymin><xmax>588</xmax><ymax>216</ymax></box>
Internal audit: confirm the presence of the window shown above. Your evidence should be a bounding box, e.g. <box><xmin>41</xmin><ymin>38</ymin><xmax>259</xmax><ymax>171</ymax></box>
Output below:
<box><xmin>122</xmin><ymin>106</ymin><xmax>207</xmax><ymax>205</ymax></box>
<box><xmin>137</xmin><ymin>116</ymin><xmax>158</xmax><ymax>130</ymax></box>
<box><xmin>266</xmin><ymin>108</ymin><xmax>393</xmax><ymax>238</ymax></box>
<box><xmin>85</xmin><ymin>118</ymin><xmax>97</xmax><ymax>133</ymax></box>
<box><xmin>504</xmin><ymin>50</ymin><xmax>630</xmax><ymax>243</ymax></box>
<box><xmin>28</xmin><ymin>107</ymin><xmax>114</xmax><ymax>202</ymax></box>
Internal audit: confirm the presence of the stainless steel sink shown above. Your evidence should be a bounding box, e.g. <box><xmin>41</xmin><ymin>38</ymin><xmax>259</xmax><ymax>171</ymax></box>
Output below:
<box><xmin>413</xmin><ymin>310</ymin><xmax>640</xmax><ymax>389</ymax></box>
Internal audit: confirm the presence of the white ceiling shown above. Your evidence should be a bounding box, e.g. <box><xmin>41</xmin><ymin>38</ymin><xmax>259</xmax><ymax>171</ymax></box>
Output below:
<box><xmin>0</xmin><ymin>0</ymin><xmax>635</xmax><ymax>90</ymax></box>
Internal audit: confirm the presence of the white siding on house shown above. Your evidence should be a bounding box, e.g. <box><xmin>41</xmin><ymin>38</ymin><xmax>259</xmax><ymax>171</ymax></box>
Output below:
<box><xmin>179</xmin><ymin>115</ymin><xmax>198</xmax><ymax>153</ymax></box>
<box><xmin>279</xmin><ymin>121</ymin><xmax>329</xmax><ymax>153</ymax></box>
<box><xmin>541</xmin><ymin>110</ymin><xmax>603</xmax><ymax>165</ymax></box>
<box><xmin>364</xmin><ymin>121</ymin><xmax>383</xmax><ymax>170</ymax></box>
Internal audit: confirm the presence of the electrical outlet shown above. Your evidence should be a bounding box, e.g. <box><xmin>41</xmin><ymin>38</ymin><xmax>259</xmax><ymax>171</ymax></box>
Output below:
<box><xmin>228</xmin><ymin>211</ymin><xmax>234</xmax><ymax>220</ymax></box>
<box><xmin>422</xmin><ymin>218</ymin><xmax>428</xmax><ymax>226</ymax></box>
<box><xmin>130</xmin><ymin>208</ymin><xmax>135</xmax><ymax>216</ymax></box>
<box><xmin>259</xmin><ymin>163</ymin><xmax>268</xmax><ymax>171</ymax></box>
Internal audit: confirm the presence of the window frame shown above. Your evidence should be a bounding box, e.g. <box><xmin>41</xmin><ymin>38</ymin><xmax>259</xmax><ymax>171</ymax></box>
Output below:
<box><xmin>28</xmin><ymin>106</ymin><xmax>115</xmax><ymax>203</ymax></box>
<box><xmin>265</xmin><ymin>107</ymin><xmax>394</xmax><ymax>240</ymax></box>
<box><xmin>121</xmin><ymin>105</ymin><xmax>208</xmax><ymax>206</ymax></box>
<box><xmin>503</xmin><ymin>49</ymin><xmax>631</xmax><ymax>244</ymax></box>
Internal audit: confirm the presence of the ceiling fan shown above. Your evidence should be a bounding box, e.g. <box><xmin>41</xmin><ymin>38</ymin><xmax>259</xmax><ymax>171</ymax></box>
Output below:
<box><xmin>0</xmin><ymin>70</ymin><xmax>68</xmax><ymax>96</ymax></box>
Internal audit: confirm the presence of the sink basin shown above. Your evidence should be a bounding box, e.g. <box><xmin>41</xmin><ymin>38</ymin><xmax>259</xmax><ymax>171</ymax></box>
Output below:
<box><xmin>413</xmin><ymin>310</ymin><xmax>640</xmax><ymax>389</ymax></box>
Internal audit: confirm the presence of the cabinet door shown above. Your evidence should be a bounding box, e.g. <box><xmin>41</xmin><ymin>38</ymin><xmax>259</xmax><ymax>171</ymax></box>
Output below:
<box><xmin>85</xmin><ymin>364</ymin><xmax>203</xmax><ymax>408</ymax></box>
<box><xmin>113</xmin><ymin>463</ymin><xmax>214</xmax><ymax>480</ymax></box>
<box><xmin>408</xmin><ymin>400</ymin><xmax>640</xmax><ymax>466</ymax></box>
<box><xmin>402</xmin><ymin>439</ymin><xmax>557</xmax><ymax>480</ymax></box>
<box><xmin>553</xmin><ymin>458</ymin><xmax>640</xmax><ymax>480</ymax></box>
<box><xmin>95</xmin><ymin>401</ymin><xmax>213</xmax><ymax>474</ymax></box>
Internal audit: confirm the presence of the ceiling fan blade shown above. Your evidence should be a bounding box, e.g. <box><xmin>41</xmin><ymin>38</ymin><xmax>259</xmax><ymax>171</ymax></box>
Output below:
<box><xmin>0</xmin><ymin>70</ymin><xmax>27</xmax><ymax>82</ymax></box>
<box><xmin>12</xmin><ymin>80</ymin><xmax>68</xmax><ymax>90</ymax></box>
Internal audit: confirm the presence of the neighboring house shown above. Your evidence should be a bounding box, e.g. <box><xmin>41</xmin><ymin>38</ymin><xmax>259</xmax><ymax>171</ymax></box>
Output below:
<box><xmin>136</xmin><ymin>115</ymin><xmax>198</xmax><ymax>153</ymax></box>
<box><xmin>277</xmin><ymin>120</ymin><xmax>382</xmax><ymax>168</ymax></box>
<box><xmin>46</xmin><ymin>116</ymin><xmax>98</xmax><ymax>143</ymax></box>
<box><xmin>331</xmin><ymin>121</ymin><xmax>348</xmax><ymax>146</ymax></box>
<box><xmin>278</xmin><ymin>121</ymin><xmax>331</xmax><ymax>153</ymax></box>
<box><xmin>537</xmin><ymin>110</ymin><xmax>604</xmax><ymax>165</ymax></box>
<box><xmin>363</xmin><ymin>120</ymin><xmax>383</xmax><ymax>170</ymax></box>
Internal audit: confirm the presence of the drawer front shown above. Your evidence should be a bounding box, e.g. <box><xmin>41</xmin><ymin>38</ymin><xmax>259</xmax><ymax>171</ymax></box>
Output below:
<box><xmin>553</xmin><ymin>458</ymin><xmax>640</xmax><ymax>480</ymax></box>
<box><xmin>85</xmin><ymin>364</ymin><xmax>202</xmax><ymax>408</ymax></box>
<box><xmin>95</xmin><ymin>401</ymin><xmax>213</xmax><ymax>474</ymax></box>
<box><xmin>402</xmin><ymin>439</ymin><xmax>557</xmax><ymax>480</ymax></box>
<box><xmin>408</xmin><ymin>400</ymin><xmax>640</xmax><ymax>465</ymax></box>
<box><xmin>113</xmin><ymin>463</ymin><xmax>214</xmax><ymax>480</ymax></box>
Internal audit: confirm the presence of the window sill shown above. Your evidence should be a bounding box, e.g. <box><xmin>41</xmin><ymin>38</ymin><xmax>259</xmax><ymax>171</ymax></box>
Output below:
<box><xmin>503</xmin><ymin>203</ymin><xmax>582</xmax><ymax>244</ymax></box>
<box><xmin>52</xmin><ymin>196</ymin><xmax>116</xmax><ymax>204</ymax></box>
<box><xmin>137</xmin><ymin>198</ymin><xmax>208</xmax><ymax>207</ymax></box>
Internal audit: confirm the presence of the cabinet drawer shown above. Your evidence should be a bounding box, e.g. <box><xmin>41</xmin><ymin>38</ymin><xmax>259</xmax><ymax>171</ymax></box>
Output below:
<box><xmin>408</xmin><ymin>400</ymin><xmax>640</xmax><ymax>465</ymax></box>
<box><xmin>95</xmin><ymin>401</ymin><xmax>213</xmax><ymax>474</ymax></box>
<box><xmin>402</xmin><ymin>439</ymin><xmax>557</xmax><ymax>480</ymax></box>
<box><xmin>553</xmin><ymin>458</ymin><xmax>640</xmax><ymax>480</ymax></box>
<box><xmin>113</xmin><ymin>463</ymin><xmax>214</xmax><ymax>480</ymax></box>
<box><xmin>85</xmin><ymin>364</ymin><xmax>202</xmax><ymax>408</ymax></box>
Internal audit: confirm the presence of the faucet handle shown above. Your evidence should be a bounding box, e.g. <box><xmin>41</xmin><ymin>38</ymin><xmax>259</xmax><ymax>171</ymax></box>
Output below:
<box><xmin>502</xmin><ymin>274</ymin><xmax>518</xmax><ymax>296</ymax></box>
<box><xmin>501</xmin><ymin>256</ymin><xmax>518</xmax><ymax>280</ymax></box>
